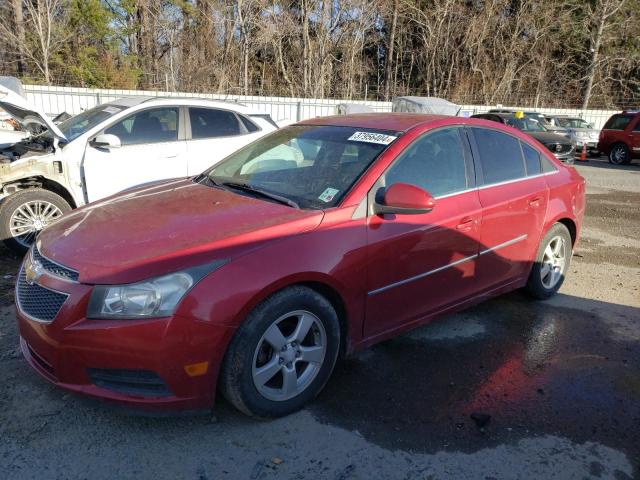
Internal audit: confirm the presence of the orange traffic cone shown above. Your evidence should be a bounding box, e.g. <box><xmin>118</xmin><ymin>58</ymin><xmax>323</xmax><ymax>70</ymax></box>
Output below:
<box><xmin>579</xmin><ymin>144</ymin><xmax>587</xmax><ymax>162</ymax></box>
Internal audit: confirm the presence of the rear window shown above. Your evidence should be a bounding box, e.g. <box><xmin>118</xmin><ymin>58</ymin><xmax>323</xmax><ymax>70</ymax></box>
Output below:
<box><xmin>605</xmin><ymin>115</ymin><xmax>632</xmax><ymax>130</ymax></box>
<box><xmin>472</xmin><ymin>128</ymin><xmax>525</xmax><ymax>184</ymax></box>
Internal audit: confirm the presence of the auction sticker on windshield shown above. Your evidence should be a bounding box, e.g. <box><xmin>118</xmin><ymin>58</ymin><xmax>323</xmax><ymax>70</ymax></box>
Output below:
<box><xmin>347</xmin><ymin>131</ymin><xmax>397</xmax><ymax>145</ymax></box>
<box><xmin>318</xmin><ymin>187</ymin><xmax>340</xmax><ymax>203</ymax></box>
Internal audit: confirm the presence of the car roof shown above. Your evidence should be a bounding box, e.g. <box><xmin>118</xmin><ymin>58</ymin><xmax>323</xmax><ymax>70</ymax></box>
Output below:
<box><xmin>298</xmin><ymin>113</ymin><xmax>451</xmax><ymax>132</ymax></box>
<box><xmin>103</xmin><ymin>96</ymin><xmax>256</xmax><ymax>114</ymax></box>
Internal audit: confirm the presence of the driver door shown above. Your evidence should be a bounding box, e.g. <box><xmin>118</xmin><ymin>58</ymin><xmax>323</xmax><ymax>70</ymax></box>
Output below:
<box><xmin>82</xmin><ymin>107</ymin><xmax>187</xmax><ymax>202</ymax></box>
<box><xmin>365</xmin><ymin>127</ymin><xmax>482</xmax><ymax>338</ymax></box>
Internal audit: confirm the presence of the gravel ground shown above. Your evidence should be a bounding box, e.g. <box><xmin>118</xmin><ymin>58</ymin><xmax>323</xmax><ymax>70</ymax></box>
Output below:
<box><xmin>0</xmin><ymin>156</ymin><xmax>639</xmax><ymax>480</ymax></box>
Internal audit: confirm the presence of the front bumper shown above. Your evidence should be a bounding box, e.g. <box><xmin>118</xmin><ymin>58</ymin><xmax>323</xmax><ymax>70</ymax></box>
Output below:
<box><xmin>574</xmin><ymin>140</ymin><xmax>599</xmax><ymax>152</ymax></box>
<box><xmin>16</xmin><ymin>273</ymin><xmax>235</xmax><ymax>411</ymax></box>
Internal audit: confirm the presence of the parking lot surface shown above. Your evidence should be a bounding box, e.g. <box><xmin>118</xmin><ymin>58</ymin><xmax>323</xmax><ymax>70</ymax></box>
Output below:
<box><xmin>0</xmin><ymin>157</ymin><xmax>638</xmax><ymax>480</ymax></box>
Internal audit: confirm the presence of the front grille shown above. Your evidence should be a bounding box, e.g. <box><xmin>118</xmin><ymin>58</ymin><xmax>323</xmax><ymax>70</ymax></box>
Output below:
<box><xmin>16</xmin><ymin>267</ymin><xmax>68</xmax><ymax>322</ymax></box>
<box><xmin>33</xmin><ymin>247</ymin><xmax>79</xmax><ymax>282</ymax></box>
<box><xmin>87</xmin><ymin>369</ymin><xmax>173</xmax><ymax>397</ymax></box>
<box><xmin>546</xmin><ymin>143</ymin><xmax>573</xmax><ymax>155</ymax></box>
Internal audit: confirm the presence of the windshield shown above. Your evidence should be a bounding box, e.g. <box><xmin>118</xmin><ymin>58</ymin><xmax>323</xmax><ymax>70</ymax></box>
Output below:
<box><xmin>58</xmin><ymin>104</ymin><xmax>126</xmax><ymax>141</ymax></box>
<box><xmin>506</xmin><ymin>117</ymin><xmax>546</xmax><ymax>132</ymax></box>
<box><xmin>558</xmin><ymin>118</ymin><xmax>592</xmax><ymax>129</ymax></box>
<box><xmin>206</xmin><ymin>125</ymin><xmax>399</xmax><ymax>209</ymax></box>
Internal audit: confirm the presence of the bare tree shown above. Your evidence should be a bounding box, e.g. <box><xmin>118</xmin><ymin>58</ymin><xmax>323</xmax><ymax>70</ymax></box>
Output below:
<box><xmin>0</xmin><ymin>0</ymin><xmax>71</xmax><ymax>84</ymax></box>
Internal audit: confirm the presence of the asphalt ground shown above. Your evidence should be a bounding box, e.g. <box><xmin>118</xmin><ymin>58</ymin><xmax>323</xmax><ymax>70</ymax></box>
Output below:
<box><xmin>0</xmin><ymin>156</ymin><xmax>638</xmax><ymax>480</ymax></box>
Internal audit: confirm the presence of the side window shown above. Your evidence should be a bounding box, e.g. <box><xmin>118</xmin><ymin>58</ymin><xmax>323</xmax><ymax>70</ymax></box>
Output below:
<box><xmin>541</xmin><ymin>155</ymin><xmax>557</xmax><ymax>173</ymax></box>
<box><xmin>633</xmin><ymin>119</ymin><xmax>640</xmax><ymax>132</ymax></box>
<box><xmin>521</xmin><ymin>141</ymin><xmax>541</xmax><ymax>176</ymax></box>
<box><xmin>105</xmin><ymin>108</ymin><xmax>178</xmax><ymax>146</ymax></box>
<box><xmin>239</xmin><ymin>114</ymin><xmax>260</xmax><ymax>133</ymax></box>
<box><xmin>385</xmin><ymin>128</ymin><xmax>468</xmax><ymax>197</ymax></box>
<box><xmin>472</xmin><ymin>128</ymin><xmax>525</xmax><ymax>184</ymax></box>
<box><xmin>189</xmin><ymin>108</ymin><xmax>242</xmax><ymax>139</ymax></box>
<box><xmin>605</xmin><ymin>115</ymin><xmax>632</xmax><ymax>130</ymax></box>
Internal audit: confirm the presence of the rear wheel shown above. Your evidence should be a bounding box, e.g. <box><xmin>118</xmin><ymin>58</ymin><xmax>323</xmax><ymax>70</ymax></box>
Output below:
<box><xmin>220</xmin><ymin>286</ymin><xmax>340</xmax><ymax>417</ymax></box>
<box><xmin>608</xmin><ymin>143</ymin><xmax>631</xmax><ymax>165</ymax></box>
<box><xmin>0</xmin><ymin>189</ymin><xmax>71</xmax><ymax>255</ymax></box>
<box><xmin>525</xmin><ymin>223</ymin><xmax>572</xmax><ymax>300</ymax></box>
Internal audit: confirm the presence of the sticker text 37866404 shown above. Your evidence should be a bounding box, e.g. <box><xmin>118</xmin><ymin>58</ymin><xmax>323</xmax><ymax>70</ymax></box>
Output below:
<box><xmin>347</xmin><ymin>131</ymin><xmax>397</xmax><ymax>145</ymax></box>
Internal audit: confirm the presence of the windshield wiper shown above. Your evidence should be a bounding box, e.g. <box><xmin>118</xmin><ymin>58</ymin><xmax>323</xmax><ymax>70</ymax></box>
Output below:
<box><xmin>216</xmin><ymin>180</ymin><xmax>300</xmax><ymax>209</ymax></box>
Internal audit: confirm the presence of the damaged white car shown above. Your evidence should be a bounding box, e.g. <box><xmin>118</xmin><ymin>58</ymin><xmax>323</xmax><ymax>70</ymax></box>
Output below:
<box><xmin>0</xmin><ymin>88</ymin><xmax>281</xmax><ymax>253</ymax></box>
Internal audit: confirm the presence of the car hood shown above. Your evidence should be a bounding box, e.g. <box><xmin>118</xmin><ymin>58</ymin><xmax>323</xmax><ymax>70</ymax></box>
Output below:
<box><xmin>526</xmin><ymin>131</ymin><xmax>571</xmax><ymax>144</ymax></box>
<box><xmin>38</xmin><ymin>178</ymin><xmax>324</xmax><ymax>284</ymax></box>
<box><xmin>0</xmin><ymin>86</ymin><xmax>66</xmax><ymax>141</ymax></box>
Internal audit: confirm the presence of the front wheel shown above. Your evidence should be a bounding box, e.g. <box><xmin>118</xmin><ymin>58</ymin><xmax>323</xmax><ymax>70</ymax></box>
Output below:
<box><xmin>0</xmin><ymin>188</ymin><xmax>72</xmax><ymax>255</ymax></box>
<box><xmin>608</xmin><ymin>143</ymin><xmax>631</xmax><ymax>165</ymax></box>
<box><xmin>220</xmin><ymin>286</ymin><xmax>340</xmax><ymax>417</ymax></box>
<box><xmin>525</xmin><ymin>223</ymin><xmax>572</xmax><ymax>300</ymax></box>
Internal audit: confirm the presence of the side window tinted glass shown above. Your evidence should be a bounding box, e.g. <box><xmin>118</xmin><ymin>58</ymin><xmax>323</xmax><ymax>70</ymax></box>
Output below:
<box><xmin>385</xmin><ymin>128</ymin><xmax>468</xmax><ymax>197</ymax></box>
<box><xmin>189</xmin><ymin>108</ymin><xmax>242</xmax><ymax>139</ymax></box>
<box><xmin>633</xmin><ymin>120</ymin><xmax>640</xmax><ymax>132</ymax></box>
<box><xmin>472</xmin><ymin>128</ymin><xmax>525</xmax><ymax>184</ymax></box>
<box><xmin>105</xmin><ymin>108</ymin><xmax>178</xmax><ymax>146</ymax></box>
<box><xmin>521</xmin><ymin>141</ymin><xmax>541</xmax><ymax>175</ymax></box>
<box><xmin>606</xmin><ymin>115</ymin><xmax>632</xmax><ymax>130</ymax></box>
<box><xmin>239</xmin><ymin>115</ymin><xmax>260</xmax><ymax>133</ymax></box>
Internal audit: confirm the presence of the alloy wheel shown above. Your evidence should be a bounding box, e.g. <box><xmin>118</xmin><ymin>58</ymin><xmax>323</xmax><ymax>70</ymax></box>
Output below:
<box><xmin>252</xmin><ymin>310</ymin><xmax>327</xmax><ymax>401</ymax></box>
<box><xmin>540</xmin><ymin>235</ymin><xmax>567</xmax><ymax>289</ymax></box>
<box><xmin>9</xmin><ymin>200</ymin><xmax>63</xmax><ymax>248</ymax></box>
<box><xmin>610</xmin><ymin>145</ymin><xmax>628</xmax><ymax>164</ymax></box>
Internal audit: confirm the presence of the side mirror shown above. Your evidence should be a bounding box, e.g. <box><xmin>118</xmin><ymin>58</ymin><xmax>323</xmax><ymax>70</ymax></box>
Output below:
<box><xmin>374</xmin><ymin>183</ymin><xmax>435</xmax><ymax>216</ymax></box>
<box><xmin>90</xmin><ymin>133</ymin><xmax>121</xmax><ymax>149</ymax></box>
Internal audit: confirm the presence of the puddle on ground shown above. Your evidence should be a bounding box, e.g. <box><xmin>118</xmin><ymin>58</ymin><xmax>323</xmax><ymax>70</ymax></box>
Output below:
<box><xmin>310</xmin><ymin>291</ymin><xmax>640</xmax><ymax>474</ymax></box>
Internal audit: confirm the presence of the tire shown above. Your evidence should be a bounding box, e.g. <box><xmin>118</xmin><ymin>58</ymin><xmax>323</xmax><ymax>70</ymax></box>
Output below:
<box><xmin>525</xmin><ymin>223</ymin><xmax>572</xmax><ymax>300</ymax></box>
<box><xmin>0</xmin><ymin>188</ymin><xmax>72</xmax><ymax>255</ymax></box>
<box><xmin>608</xmin><ymin>143</ymin><xmax>631</xmax><ymax>165</ymax></box>
<box><xmin>220</xmin><ymin>285</ymin><xmax>340</xmax><ymax>418</ymax></box>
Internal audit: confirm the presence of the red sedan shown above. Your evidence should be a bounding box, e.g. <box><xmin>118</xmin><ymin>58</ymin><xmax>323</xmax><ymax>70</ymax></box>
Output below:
<box><xmin>16</xmin><ymin>114</ymin><xmax>585</xmax><ymax>417</ymax></box>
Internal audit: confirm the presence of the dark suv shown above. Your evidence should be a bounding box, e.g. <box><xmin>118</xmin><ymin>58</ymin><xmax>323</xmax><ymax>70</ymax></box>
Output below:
<box><xmin>598</xmin><ymin>110</ymin><xmax>640</xmax><ymax>165</ymax></box>
<box><xmin>472</xmin><ymin>113</ymin><xmax>575</xmax><ymax>164</ymax></box>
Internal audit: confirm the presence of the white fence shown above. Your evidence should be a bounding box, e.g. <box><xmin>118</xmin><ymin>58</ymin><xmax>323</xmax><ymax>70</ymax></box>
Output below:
<box><xmin>22</xmin><ymin>85</ymin><xmax>619</xmax><ymax>129</ymax></box>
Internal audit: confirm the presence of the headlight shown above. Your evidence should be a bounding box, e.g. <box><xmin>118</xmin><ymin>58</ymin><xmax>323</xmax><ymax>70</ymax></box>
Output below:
<box><xmin>87</xmin><ymin>261</ymin><xmax>226</xmax><ymax>319</ymax></box>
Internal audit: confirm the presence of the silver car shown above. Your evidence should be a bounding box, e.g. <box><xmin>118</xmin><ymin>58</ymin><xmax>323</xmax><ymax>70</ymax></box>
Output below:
<box><xmin>548</xmin><ymin>116</ymin><xmax>600</xmax><ymax>154</ymax></box>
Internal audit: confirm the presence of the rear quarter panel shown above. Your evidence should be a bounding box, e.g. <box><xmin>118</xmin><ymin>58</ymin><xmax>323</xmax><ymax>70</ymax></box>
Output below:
<box><xmin>543</xmin><ymin>160</ymin><xmax>585</xmax><ymax>249</ymax></box>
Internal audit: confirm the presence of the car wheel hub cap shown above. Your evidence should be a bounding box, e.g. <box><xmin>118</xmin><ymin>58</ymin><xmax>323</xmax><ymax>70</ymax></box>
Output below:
<box><xmin>9</xmin><ymin>200</ymin><xmax>63</xmax><ymax>247</ymax></box>
<box><xmin>540</xmin><ymin>236</ymin><xmax>567</xmax><ymax>289</ymax></box>
<box><xmin>252</xmin><ymin>310</ymin><xmax>327</xmax><ymax>402</ymax></box>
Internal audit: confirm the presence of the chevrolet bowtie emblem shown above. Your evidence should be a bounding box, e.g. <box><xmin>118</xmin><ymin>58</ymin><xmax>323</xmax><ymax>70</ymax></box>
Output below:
<box><xmin>25</xmin><ymin>258</ymin><xmax>44</xmax><ymax>286</ymax></box>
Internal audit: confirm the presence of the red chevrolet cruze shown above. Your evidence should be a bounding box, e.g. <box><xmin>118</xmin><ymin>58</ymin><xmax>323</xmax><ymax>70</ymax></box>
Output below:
<box><xmin>16</xmin><ymin>114</ymin><xmax>585</xmax><ymax>417</ymax></box>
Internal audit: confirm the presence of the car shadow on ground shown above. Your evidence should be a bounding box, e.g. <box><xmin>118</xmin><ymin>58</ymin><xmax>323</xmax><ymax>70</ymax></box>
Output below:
<box><xmin>307</xmin><ymin>291</ymin><xmax>639</xmax><ymax>475</ymax></box>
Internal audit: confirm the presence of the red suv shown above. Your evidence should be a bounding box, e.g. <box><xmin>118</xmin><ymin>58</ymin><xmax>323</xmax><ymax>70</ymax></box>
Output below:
<box><xmin>598</xmin><ymin>110</ymin><xmax>640</xmax><ymax>164</ymax></box>
<box><xmin>15</xmin><ymin>114</ymin><xmax>585</xmax><ymax>417</ymax></box>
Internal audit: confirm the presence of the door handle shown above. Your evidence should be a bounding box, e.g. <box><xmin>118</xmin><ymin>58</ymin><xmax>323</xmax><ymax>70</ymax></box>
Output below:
<box><xmin>456</xmin><ymin>217</ymin><xmax>476</xmax><ymax>230</ymax></box>
<box><xmin>528</xmin><ymin>197</ymin><xmax>542</xmax><ymax>207</ymax></box>
<box><xmin>163</xmin><ymin>154</ymin><xmax>178</xmax><ymax>159</ymax></box>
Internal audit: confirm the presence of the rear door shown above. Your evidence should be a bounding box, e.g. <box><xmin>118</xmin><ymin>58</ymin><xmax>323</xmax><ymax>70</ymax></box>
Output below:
<box><xmin>468</xmin><ymin>127</ymin><xmax>550</xmax><ymax>292</ymax></box>
<box><xmin>365</xmin><ymin>127</ymin><xmax>482</xmax><ymax>338</ymax></box>
<box><xmin>185</xmin><ymin>107</ymin><xmax>265</xmax><ymax>174</ymax></box>
<box><xmin>83</xmin><ymin>106</ymin><xmax>187</xmax><ymax>202</ymax></box>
